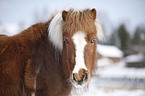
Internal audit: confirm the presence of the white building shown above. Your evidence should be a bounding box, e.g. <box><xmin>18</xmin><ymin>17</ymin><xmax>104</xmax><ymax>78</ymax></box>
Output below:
<box><xmin>97</xmin><ymin>44</ymin><xmax>123</xmax><ymax>63</ymax></box>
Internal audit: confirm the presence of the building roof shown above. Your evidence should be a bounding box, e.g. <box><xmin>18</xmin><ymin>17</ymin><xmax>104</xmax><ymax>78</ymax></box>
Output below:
<box><xmin>97</xmin><ymin>44</ymin><xmax>123</xmax><ymax>58</ymax></box>
<box><xmin>125</xmin><ymin>54</ymin><xmax>144</xmax><ymax>63</ymax></box>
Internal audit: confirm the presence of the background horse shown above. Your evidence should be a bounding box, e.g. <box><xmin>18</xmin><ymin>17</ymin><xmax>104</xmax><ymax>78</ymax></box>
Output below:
<box><xmin>0</xmin><ymin>8</ymin><xmax>102</xmax><ymax>96</ymax></box>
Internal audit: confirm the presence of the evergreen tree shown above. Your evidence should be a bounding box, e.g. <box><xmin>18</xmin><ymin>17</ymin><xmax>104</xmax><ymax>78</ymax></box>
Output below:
<box><xmin>107</xmin><ymin>31</ymin><xmax>116</xmax><ymax>45</ymax></box>
<box><xmin>107</xmin><ymin>29</ymin><xmax>120</xmax><ymax>47</ymax></box>
<box><xmin>140</xmin><ymin>29</ymin><xmax>145</xmax><ymax>45</ymax></box>
<box><xmin>118</xmin><ymin>24</ymin><xmax>130</xmax><ymax>52</ymax></box>
<box><xmin>132</xmin><ymin>27</ymin><xmax>141</xmax><ymax>45</ymax></box>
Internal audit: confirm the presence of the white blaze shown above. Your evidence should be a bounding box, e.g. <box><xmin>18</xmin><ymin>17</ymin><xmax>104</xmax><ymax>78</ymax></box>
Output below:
<box><xmin>72</xmin><ymin>32</ymin><xmax>87</xmax><ymax>73</ymax></box>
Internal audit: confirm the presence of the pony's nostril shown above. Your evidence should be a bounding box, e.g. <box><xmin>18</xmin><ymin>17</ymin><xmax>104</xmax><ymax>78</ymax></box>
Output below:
<box><xmin>83</xmin><ymin>72</ymin><xmax>88</xmax><ymax>81</ymax></box>
<box><xmin>73</xmin><ymin>73</ymin><xmax>77</xmax><ymax>82</ymax></box>
<box><xmin>72</xmin><ymin>71</ymin><xmax>89</xmax><ymax>84</ymax></box>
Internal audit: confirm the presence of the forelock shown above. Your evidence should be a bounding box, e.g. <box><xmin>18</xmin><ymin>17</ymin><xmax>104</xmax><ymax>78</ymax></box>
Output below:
<box><xmin>62</xmin><ymin>9</ymin><xmax>97</xmax><ymax>35</ymax></box>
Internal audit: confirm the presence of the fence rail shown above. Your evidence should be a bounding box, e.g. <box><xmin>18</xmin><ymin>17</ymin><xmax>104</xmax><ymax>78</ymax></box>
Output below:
<box><xmin>96</xmin><ymin>75</ymin><xmax>145</xmax><ymax>89</ymax></box>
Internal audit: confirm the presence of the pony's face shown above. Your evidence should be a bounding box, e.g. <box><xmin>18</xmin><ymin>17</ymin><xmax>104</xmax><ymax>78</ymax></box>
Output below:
<box><xmin>63</xmin><ymin>32</ymin><xmax>97</xmax><ymax>88</ymax></box>
<box><xmin>62</xmin><ymin>9</ymin><xmax>98</xmax><ymax>88</ymax></box>
<box><xmin>48</xmin><ymin>8</ymin><xmax>102</xmax><ymax>88</ymax></box>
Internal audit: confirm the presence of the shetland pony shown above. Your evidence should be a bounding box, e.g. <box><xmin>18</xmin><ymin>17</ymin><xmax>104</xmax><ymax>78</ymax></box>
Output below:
<box><xmin>0</xmin><ymin>8</ymin><xmax>103</xmax><ymax>96</ymax></box>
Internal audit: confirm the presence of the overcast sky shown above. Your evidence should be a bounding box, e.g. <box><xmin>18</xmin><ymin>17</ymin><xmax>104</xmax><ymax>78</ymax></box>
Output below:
<box><xmin>0</xmin><ymin>0</ymin><xmax>145</xmax><ymax>34</ymax></box>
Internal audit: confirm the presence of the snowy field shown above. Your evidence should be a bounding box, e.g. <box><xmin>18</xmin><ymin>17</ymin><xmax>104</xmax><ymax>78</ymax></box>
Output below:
<box><xmin>85</xmin><ymin>59</ymin><xmax>145</xmax><ymax>96</ymax></box>
<box><xmin>72</xmin><ymin>76</ymin><xmax>145</xmax><ymax>96</ymax></box>
<box><xmin>73</xmin><ymin>59</ymin><xmax>145</xmax><ymax>96</ymax></box>
<box><xmin>82</xmin><ymin>77</ymin><xmax>145</xmax><ymax>96</ymax></box>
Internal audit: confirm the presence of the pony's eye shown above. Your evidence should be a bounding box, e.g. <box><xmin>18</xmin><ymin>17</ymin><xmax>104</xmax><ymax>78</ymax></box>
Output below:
<box><xmin>90</xmin><ymin>38</ymin><xmax>95</xmax><ymax>44</ymax></box>
<box><xmin>64</xmin><ymin>38</ymin><xmax>69</xmax><ymax>44</ymax></box>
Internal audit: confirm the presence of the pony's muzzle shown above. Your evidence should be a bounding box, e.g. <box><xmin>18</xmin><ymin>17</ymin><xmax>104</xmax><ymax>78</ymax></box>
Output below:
<box><xmin>72</xmin><ymin>69</ymin><xmax>89</xmax><ymax>85</ymax></box>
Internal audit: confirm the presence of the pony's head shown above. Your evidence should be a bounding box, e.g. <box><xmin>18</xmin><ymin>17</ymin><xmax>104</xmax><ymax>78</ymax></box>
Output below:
<box><xmin>48</xmin><ymin>8</ymin><xmax>103</xmax><ymax>88</ymax></box>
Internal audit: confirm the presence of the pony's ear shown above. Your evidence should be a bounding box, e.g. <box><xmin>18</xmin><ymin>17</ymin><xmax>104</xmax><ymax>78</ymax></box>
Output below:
<box><xmin>91</xmin><ymin>8</ymin><xmax>97</xmax><ymax>20</ymax></box>
<box><xmin>62</xmin><ymin>10</ymin><xmax>68</xmax><ymax>21</ymax></box>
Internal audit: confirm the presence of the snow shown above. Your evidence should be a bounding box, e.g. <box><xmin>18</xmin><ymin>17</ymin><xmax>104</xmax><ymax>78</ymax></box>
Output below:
<box><xmin>97</xmin><ymin>58</ymin><xmax>145</xmax><ymax>78</ymax></box>
<box><xmin>97</xmin><ymin>58</ymin><xmax>114</xmax><ymax>67</ymax></box>
<box><xmin>79</xmin><ymin>77</ymin><xmax>145</xmax><ymax>96</ymax></box>
<box><xmin>97</xmin><ymin>44</ymin><xmax>123</xmax><ymax>58</ymax></box>
<box><xmin>125</xmin><ymin>54</ymin><xmax>144</xmax><ymax>63</ymax></box>
<box><xmin>97</xmin><ymin>65</ymin><xmax>145</xmax><ymax>79</ymax></box>
<box><xmin>72</xmin><ymin>58</ymin><xmax>145</xmax><ymax>96</ymax></box>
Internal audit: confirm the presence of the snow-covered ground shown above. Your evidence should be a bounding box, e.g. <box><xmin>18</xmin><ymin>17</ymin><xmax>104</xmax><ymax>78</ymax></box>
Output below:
<box><xmin>74</xmin><ymin>58</ymin><xmax>145</xmax><ymax>96</ymax></box>
<box><xmin>72</xmin><ymin>76</ymin><xmax>145</xmax><ymax>96</ymax></box>
<box><xmin>82</xmin><ymin>77</ymin><xmax>145</xmax><ymax>96</ymax></box>
<box><xmin>84</xmin><ymin>89</ymin><xmax>145</xmax><ymax>96</ymax></box>
<box><xmin>97</xmin><ymin>59</ymin><xmax>145</xmax><ymax>79</ymax></box>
